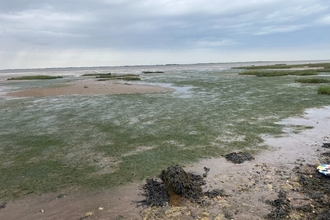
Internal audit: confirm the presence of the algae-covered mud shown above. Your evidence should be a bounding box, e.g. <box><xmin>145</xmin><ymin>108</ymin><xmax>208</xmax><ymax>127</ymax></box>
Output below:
<box><xmin>1</xmin><ymin>62</ymin><xmax>330</xmax><ymax>219</ymax></box>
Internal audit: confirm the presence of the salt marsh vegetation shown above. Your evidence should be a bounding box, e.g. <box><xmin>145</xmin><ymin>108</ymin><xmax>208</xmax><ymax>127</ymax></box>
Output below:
<box><xmin>7</xmin><ymin>75</ymin><xmax>63</xmax><ymax>80</ymax></box>
<box><xmin>239</xmin><ymin>70</ymin><xmax>318</xmax><ymax>77</ymax></box>
<box><xmin>1</xmin><ymin>64</ymin><xmax>330</xmax><ymax>200</ymax></box>
<box><xmin>318</xmin><ymin>86</ymin><xmax>330</xmax><ymax>95</ymax></box>
<box><xmin>295</xmin><ymin>78</ymin><xmax>330</xmax><ymax>83</ymax></box>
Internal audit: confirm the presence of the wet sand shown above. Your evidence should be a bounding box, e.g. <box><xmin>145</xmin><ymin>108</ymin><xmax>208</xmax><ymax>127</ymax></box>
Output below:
<box><xmin>5</xmin><ymin>79</ymin><xmax>174</xmax><ymax>97</ymax></box>
<box><xmin>1</xmin><ymin>107</ymin><xmax>329</xmax><ymax>219</ymax></box>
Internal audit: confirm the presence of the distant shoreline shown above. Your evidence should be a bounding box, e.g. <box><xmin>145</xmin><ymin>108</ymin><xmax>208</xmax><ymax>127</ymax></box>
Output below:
<box><xmin>1</xmin><ymin>59</ymin><xmax>329</xmax><ymax>72</ymax></box>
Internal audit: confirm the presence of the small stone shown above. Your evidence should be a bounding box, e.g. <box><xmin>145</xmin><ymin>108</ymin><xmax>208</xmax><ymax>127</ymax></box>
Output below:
<box><xmin>0</xmin><ymin>202</ymin><xmax>7</xmax><ymax>209</ymax></box>
<box><xmin>267</xmin><ymin>184</ymin><xmax>273</xmax><ymax>190</ymax></box>
<box><xmin>184</xmin><ymin>210</ymin><xmax>191</xmax><ymax>216</ymax></box>
<box><xmin>215</xmin><ymin>214</ymin><xmax>225</xmax><ymax>220</ymax></box>
<box><xmin>292</xmin><ymin>182</ymin><xmax>301</xmax><ymax>187</ymax></box>
<box><xmin>98</xmin><ymin>207</ymin><xmax>104</xmax><ymax>211</ymax></box>
<box><xmin>200</xmin><ymin>211</ymin><xmax>210</xmax><ymax>218</ymax></box>
<box><xmin>40</xmin><ymin>209</ymin><xmax>44</xmax><ymax>213</ymax></box>
<box><xmin>281</xmin><ymin>184</ymin><xmax>293</xmax><ymax>190</ymax></box>
<box><xmin>85</xmin><ymin>211</ymin><xmax>94</xmax><ymax>217</ymax></box>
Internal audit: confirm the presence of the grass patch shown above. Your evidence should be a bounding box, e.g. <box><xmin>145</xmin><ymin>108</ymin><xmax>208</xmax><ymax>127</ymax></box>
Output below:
<box><xmin>286</xmin><ymin>125</ymin><xmax>315</xmax><ymax>134</ymax></box>
<box><xmin>7</xmin><ymin>75</ymin><xmax>63</xmax><ymax>80</ymax></box>
<box><xmin>295</xmin><ymin>78</ymin><xmax>330</xmax><ymax>83</ymax></box>
<box><xmin>97</xmin><ymin>74</ymin><xmax>141</xmax><ymax>81</ymax></box>
<box><xmin>82</xmin><ymin>72</ymin><xmax>141</xmax><ymax>81</ymax></box>
<box><xmin>318</xmin><ymin>86</ymin><xmax>330</xmax><ymax>95</ymax></box>
<box><xmin>317</xmin><ymin>68</ymin><xmax>330</xmax><ymax>73</ymax></box>
<box><xmin>233</xmin><ymin>62</ymin><xmax>330</xmax><ymax>70</ymax></box>
<box><xmin>233</xmin><ymin>64</ymin><xmax>293</xmax><ymax>70</ymax></box>
<box><xmin>142</xmin><ymin>71</ymin><xmax>165</xmax><ymax>74</ymax></box>
<box><xmin>82</xmin><ymin>73</ymin><xmax>111</xmax><ymax>76</ymax></box>
<box><xmin>307</xmin><ymin>63</ymin><xmax>330</xmax><ymax>69</ymax></box>
<box><xmin>239</xmin><ymin>70</ymin><xmax>318</xmax><ymax>77</ymax></box>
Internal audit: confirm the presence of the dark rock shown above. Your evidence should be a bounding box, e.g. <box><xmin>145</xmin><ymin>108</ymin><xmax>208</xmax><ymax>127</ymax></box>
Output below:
<box><xmin>322</xmin><ymin>143</ymin><xmax>330</xmax><ymax>148</ymax></box>
<box><xmin>0</xmin><ymin>202</ymin><xmax>7</xmax><ymax>209</ymax></box>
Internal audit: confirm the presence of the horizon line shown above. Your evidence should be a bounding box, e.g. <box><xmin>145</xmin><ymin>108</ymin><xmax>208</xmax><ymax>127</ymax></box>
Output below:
<box><xmin>1</xmin><ymin>59</ymin><xmax>330</xmax><ymax>72</ymax></box>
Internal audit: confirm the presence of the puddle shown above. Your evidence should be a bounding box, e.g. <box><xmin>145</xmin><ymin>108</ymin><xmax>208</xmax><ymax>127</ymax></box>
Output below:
<box><xmin>276</xmin><ymin>106</ymin><xmax>330</xmax><ymax>127</ymax></box>
<box><xmin>141</xmin><ymin>82</ymin><xmax>195</xmax><ymax>98</ymax></box>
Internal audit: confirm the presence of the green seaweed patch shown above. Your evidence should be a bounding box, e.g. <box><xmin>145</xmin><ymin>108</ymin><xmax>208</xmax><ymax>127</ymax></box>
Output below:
<box><xmin>7</xmin><ymin>75</ymin><xmax>63</xmax><ymax>80</ymax></box>
<box><xmin>97</xmin><ymin>74</ymin><xmax>141</xmax><ymax>81</ymax></box>
<box><xmin>82</xmin><ymin>73</ymin><xmax>111</xmax><ymax>76</ymax></box>
<box><xmin>142</xmin><ymin>71</ymin><xmax>165</xmax><ymax>74</ymax></box>
<box><xmin>233</xmin><ymin>64</ymin><xmax>292</xmax><ymax>70</ymax></box>
<box><xmin>318</xmin><ymin>86</ymin><xmax>330</xmax><ymax>95</ymax></box>
<box><xmin>286</xmin><ymin>125</ymin><xmax>315</xmax><ymax>134</ymax></box>
<box><xmin>317</xmin><ymin>68</ymin><xmax>330</xmax><ymax>73</ymax></box>
<box><xmin>233</xmin><ymin>62</ymin><xmax>330</xmax><ymax>70</ymax></box>
<box><xmin>239</xmin><ymin>70</ymin><xmax>318</xmax><ymax>77</ymax></box>
<box><xmin>295</xmin><ymin>78</ymin><xmax>330</xmax><ymax>83</ymax></box>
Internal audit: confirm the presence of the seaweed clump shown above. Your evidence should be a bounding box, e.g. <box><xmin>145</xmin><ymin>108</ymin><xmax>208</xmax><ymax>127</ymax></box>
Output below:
<box><xmin>265</xmin><ymin>190</ymin><xmax>291</xmax><ymax>219</ymax></box>
<box><xmin>160</xmin><ymin>165</ymin><xmax>206</xmax><ymax>203</ymax></box>
<box><xmin>139</xmin><ymin>178</ymin><xmax>169</xmax><ymax>207</ymax></box>
<box><xmin>204</xmin><ymin>189</ymin><xmax>227</xmax><ymax>199</ymax></box>
<box><xmin>224</xmin><ymin>152</ymin><xmax>255</xmax><ymax>164</ymax></box>
<box><xmin>139</xmin><ymin>165</ymin><xmax>219</xmax><ymax>207</ymax></box>
<box><xmin>296</xmin><ymin>165</ymin><xmax>330</xmax><ymax>218</ymax></box>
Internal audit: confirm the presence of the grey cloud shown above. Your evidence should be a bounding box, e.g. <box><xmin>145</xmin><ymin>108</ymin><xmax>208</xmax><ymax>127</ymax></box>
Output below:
<box><xmin>0</xmin><ymin>0</ymin><xmax>329</xmax><ymax>68</ymax></box>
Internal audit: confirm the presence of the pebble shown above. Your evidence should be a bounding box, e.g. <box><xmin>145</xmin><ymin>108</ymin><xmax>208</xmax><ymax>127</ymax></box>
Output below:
<box><xmin>85</xmin><ymin>211</ymin><xmax>94</xmax><ymax>217</ymax></box>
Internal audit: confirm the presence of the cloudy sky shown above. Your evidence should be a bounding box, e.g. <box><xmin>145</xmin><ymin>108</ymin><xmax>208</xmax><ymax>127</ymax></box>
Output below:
<box><xmin>1</xmin><ymin>0</ymin><xmax>329</xmax><ymax>69</ymax></box>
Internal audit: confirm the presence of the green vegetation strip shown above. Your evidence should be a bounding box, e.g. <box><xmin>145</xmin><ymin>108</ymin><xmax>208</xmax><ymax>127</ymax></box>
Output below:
<box><xmin>142</xmin><ymin>71</ymin><xmax>165</xmax><ymax>74</ymax></box>
<box><xmin>239</xmin><ymin>70</ymin><xmax>318</xmax><ymax>77</ymax></box>
<box><xmin>233</xmin><ymin>62</ymin><xmax>330</xmax><ymax>70</ymax></box>
<box><xmin>97</xmin><ymin>75</ymin><xmax>141</xmax><ymax>81</ymax></box>
<box><xmin>295</xmin><ymin>78</ymin><xmax>330</xmax><ymax>83</ymax></box>
<box><xmin>8</xmin><ymin>75</ymin><xmax>63</xmax><ymax>80</ymax></box>
<box><xmin>318</xmin><ymin>86</ymin><xmax>330</xmax><ymax>95</ymax></box>
<box><xmin>82</xmin><ymin>73</ymin><xmax>141</xmax><ymax>81</ymax></box>
<box><xmin>82</xmin><ymin>73</ymin><xmax>112</xmax><ymax>76</ymax></box>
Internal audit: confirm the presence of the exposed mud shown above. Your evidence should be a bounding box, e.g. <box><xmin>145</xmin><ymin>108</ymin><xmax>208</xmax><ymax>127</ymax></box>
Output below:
<box><xmin>5</xmin><ymin>79</ymin><xmax>173</xmax><ymax>97</ymax></box>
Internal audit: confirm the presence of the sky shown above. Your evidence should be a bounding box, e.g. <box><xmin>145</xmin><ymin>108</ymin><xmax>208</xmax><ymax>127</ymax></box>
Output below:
<box><xmin>0</xmin><ymin>0</ymin><xmax>330</xmax><ymax>69</ymax></box>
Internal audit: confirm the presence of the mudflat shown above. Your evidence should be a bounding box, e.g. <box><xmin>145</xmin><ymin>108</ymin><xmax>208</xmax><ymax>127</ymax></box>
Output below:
<box><xmin>6</xmin><ymin>79</ymin><xmax>173</xmax><ymax>97</ymax></box>
<box><xmin>1</xmin><ymin>107</ymin><xmax>329</xmax><ymax>219</ymax></box>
